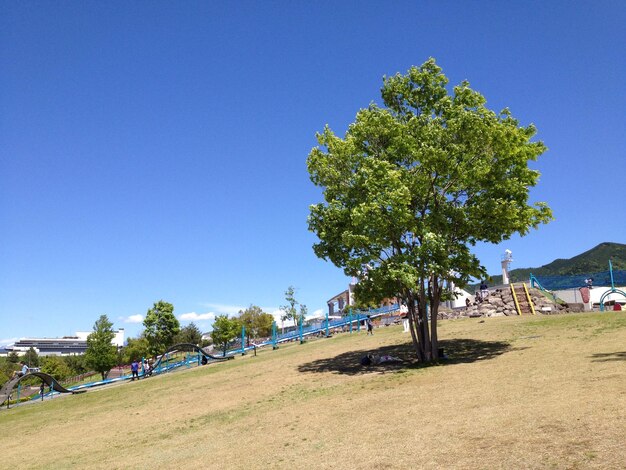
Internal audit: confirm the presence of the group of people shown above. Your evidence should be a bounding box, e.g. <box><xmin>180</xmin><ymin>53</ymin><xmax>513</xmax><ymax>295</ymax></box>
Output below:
<box><xmin>465</xmin><ymin>281</ymin><xmax>489</xmax><ymax>308</ymax></box>
<box><xmin>130</xmin><ymin>359</ymin><xmax>153</xmax><ymax>381</ymax></box>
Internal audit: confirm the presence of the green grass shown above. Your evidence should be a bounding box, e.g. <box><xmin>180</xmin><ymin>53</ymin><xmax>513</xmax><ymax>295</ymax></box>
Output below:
<box><xmin>1</xmin><ymin>312</ymin><xmax>625</xmax><ymax>469</ymax></box>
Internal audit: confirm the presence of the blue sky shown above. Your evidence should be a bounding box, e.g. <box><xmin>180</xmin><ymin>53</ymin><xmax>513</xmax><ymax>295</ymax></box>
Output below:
<box><xmin>1</xmin><ymin>1</ymin><xmax>625</xmax><ymax>345</ymax></box>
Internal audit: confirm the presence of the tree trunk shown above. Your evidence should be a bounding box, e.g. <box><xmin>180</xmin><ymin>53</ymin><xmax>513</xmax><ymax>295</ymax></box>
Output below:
<box><xmin>418</xmin><ymin>286</ymin><xmax>432</xmax><ymax>361</ymax></box>
<box><xmin>405</xmin><ymin>284</ymin><xmax>443</xmax><ymax>363</ymax></box>
<box><xmin>430</xmin><ymin>279</ymin><xmax>440</xmax><ymax>360</ymax></box>
<box><xmin>406</xmin><ymin>297</ymin><xmax>424</xmax><ymax>362</ymax></box>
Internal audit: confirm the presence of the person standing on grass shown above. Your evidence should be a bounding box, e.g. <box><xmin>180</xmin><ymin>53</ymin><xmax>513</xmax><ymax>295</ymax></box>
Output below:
<box><xmin>131</xmin><ymin>359</ymin><xmax>139</xmax><ymax>381</ymax></box>
<box><xmin>366</xmin><ymin>315</ymin><xmax>374</xmax><ymax>335</ymax></box>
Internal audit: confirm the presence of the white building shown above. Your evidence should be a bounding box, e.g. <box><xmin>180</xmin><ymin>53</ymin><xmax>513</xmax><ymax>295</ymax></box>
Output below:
<box><xmin>2</xmin><ymin>328</ymin><xmax>125</xmax><ymax>357</ymax></box>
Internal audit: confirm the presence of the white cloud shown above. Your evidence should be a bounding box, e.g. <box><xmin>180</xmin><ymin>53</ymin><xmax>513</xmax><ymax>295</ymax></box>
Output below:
<box><xmin>200</xmin><ymin>303</ymin><xmax>244</xmax><ymax>316</ymax></box>
<box><xmin>179</xmin><ymin>312</ymin><xmax>215</xmax><ymax>321</ymax></box>
<box><xmin>311</xmin><ymin>308</ymin><xmax>324</xmax><ymax>318</ymax></box>
<box><xmin>122</xmin><ymin>314</ymin><xmax>144</xmax><ymax>324</ymax></box>
<box><xmin>0</xmin><ymin>337</ymin><xmax>18</xmax><ymax>347</ymax></box>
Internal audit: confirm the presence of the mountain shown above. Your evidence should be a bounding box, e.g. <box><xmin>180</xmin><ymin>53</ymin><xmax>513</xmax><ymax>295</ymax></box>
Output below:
<box><xmin>486</xmin><ymin>242</ymin><xmax>626</xmax><ymax>285</ymax></box>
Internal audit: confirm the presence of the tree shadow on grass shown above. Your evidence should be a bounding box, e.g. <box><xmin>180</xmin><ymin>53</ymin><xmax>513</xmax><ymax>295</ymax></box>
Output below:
<box><xmin>297</xmin><ymin>338</ymin><xmax>512</xmax><ymax>376</ymax></box>
<box><xmin>590</xmin><ymin>351</ymin><xmax>626</xmax><ymax>362</ymax></box>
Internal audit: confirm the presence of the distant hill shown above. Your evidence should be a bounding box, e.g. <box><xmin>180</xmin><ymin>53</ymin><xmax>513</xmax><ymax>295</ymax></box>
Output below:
<box><xmin>486</xmin><ymin>242</ymin><xmax>626</xmax><ymax>285</ymax></box>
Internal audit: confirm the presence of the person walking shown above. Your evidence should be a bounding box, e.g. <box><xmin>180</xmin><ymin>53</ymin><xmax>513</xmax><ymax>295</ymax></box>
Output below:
<box><xmin>130</xmin><ymin>359</ymin><xmax>139</xmax><ymax>381</ymax></box>
<box><xmin>366</xmin><ymin>315</ymin><xmax>374</xmax><ymax>335</ymax></box>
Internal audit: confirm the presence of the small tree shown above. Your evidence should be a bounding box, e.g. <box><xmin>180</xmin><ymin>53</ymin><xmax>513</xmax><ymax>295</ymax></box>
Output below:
<box><xmin>211</xmin><ymin>315</ymin><xmax>240</xmax><ymax>356</ymax></box>
<box><xmin>41</xmin><ymin>356</ymin><xmax>72</xmax><ymax>381</ymax></box>
<box><xmin>299</xmin><ymin>304</ymin><xmax>308</xmax><ymax>327</ymax></box>
<box><xmin>123</xmin><ymin>336</ymin><xmax>150</xmax><ymax>364</ymax></box>
<box><xmin>23</xmin><ymin>347</ymin><xmax>39</xmax><ymax>367</ymax></box>
<box><xmin>84</xmin><ymin>315</ymin><xmax>118</xmax><ymax>380</ymax></box>
<box><xmin>254</xmin><ymin>312</ymin><xmax>274</xmax><ymax>339</ymax></box>
<box><xmin>280</xmin><ymin>286</ymin><xmax>302</xmax><ymax>330</ymax></box>
<box><xmin>143</xmin><ymin>300</ymin><xmax>180</xmax><ymax>356</ymax></box>
<box><xmin>237</xmin><ymin>305</ymin><xmax>274</xmax><ymax>344</ymax></box>
<box><xmin>7</xmin><ymin>351</ymin><xmax>19</xmax><ymax>364</ymax></box>
<box><xmin>175</xmin><ymin>322</ymin><xmax>203</xmax><ymax>345</ymax></box>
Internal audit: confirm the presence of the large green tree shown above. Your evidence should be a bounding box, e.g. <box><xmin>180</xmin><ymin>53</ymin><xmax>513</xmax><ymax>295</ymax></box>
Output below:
<box><xmin>307</xmin><ymin>59</ymin><xmax>552</xmax><ymax>362</ymax></box>
<box><xmin>211</xmin><ymin>315</ymin><xmax>240</xmax><ymax>356</ymax></box>
<box><xmin>143</xmin><ymin>300</ymin><xmax>180</xmax><ymax>356</ymax></box>
<box><xmin>84</xmin><ymin>315</ymin><xmax>118</xmax><ymax>380</ymax></box>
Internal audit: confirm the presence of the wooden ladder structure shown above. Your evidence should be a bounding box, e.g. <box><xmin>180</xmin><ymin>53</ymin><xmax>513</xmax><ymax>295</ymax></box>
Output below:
<box><xmin>511</xmin><ymin>283</ymin><xmax>536</xmax><ymax>316</ymax></box>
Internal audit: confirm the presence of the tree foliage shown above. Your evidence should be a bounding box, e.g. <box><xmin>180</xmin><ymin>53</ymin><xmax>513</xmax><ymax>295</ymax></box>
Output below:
<box><xmin>211</xmin><ymin>315</ymin><xmax>240</xmax><ymax>356</ymax></box>
<box><xmin>143</xmin><ymin>300</ymin><xmax>180</xmax><ymax>356</ymax></box>
<box><xmin>84</xmin><ymin>315</ymin><xmax>118</xmax><ymax>380</ymax></box>
<box><xmin>307</xmin><ymin>58</ymin><xmax>552</xmax><ymax>362</ymax></box>
<box><xmin>0</xmin><ymin>360</ymin><xmax>13</xmax><ymax>385</ymax></box>
<box><xmin>41</xmin><ymin>356</ymin><xmax>73</xmax><ymax>382</ymax></box>
<box><xmin>237</xmin><ymin>305</ymin><xmax>274</xmax><ymax>344</ymax></box>
<box><xmin>279</xmin><ymin>286</ymin><xmax>306</xmax><ymax>330</ymax></box>
<box><xmin>123</xmin><ymin>336</ymin><xmax>151</xmax><ymax>363</ymax></box>
<box><xmin>175</xmin><ymin>322</ymin><xmax>203</xmax><ymax>345</ymax></box>
<box><xmin>63</xmin><ymin>355</ymin><xmax>88</xmax><ymax>376</ymax></box>
<box><xmin>23</xmin><ymin>347</ymin><xmax>39</xmax><ymax>367</ymax></box>
<box><xmin>7</xmin><ymin>351</ymin><xmax>19</xmax><ymax>364</ymax></box>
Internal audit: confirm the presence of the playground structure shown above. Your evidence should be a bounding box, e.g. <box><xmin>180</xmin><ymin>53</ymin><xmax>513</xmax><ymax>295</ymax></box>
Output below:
<box><xmin>230</xmin><ymin>303</ymin><xmax>402</xmax><ymax>354</ymax></box>
<box><xmin>151</xmin><ymin>343</ymin><xmax>233</xmax><ymax>373</ymax></box>
<box><xmin>530</xmin><ymin>260</ymin><xmax>626</xmax><ymax>311</ymax></box>
<box><xmin>509</xmin><ymin>282</ymin><xmax>536</xmax><ymax>316</ymax></box>
<box><xmin>0</xmin><ymin>344</ymin><xmax>234</xmax><ymax>409</ymax></box>
<box><xmin>0</xmin><ymin>371</ymin><xmax>85</xmax><ymax>408</ymax></box>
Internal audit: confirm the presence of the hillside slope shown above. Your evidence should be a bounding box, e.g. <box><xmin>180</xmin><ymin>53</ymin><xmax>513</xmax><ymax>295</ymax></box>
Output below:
<box><xmin>488</xmin><ymin>242</ymin><xmax>626</xmax><ymax>285</ymax></box>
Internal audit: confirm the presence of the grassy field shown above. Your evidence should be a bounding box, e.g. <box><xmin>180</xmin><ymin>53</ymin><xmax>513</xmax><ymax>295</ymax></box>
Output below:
<box><xmin>1</xmin><ymin>312</ymin><xmax>625</xmax><ymax>469</ymax></box>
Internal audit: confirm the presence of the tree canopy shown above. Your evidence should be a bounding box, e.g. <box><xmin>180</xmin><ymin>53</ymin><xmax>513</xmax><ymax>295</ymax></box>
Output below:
<box><xmin>211</xmin><ymin>315</ymin><xmax>240</xmax><ymax>356</ymax></box>
<box><xmin>123</xmin><ymin>336</ymin><xmax>150</xmax><ymax>364</ymax></box>
<box><xmin>307</xmin><ymin>58</ymin><xmax>552</xmax><ymax>362</ymax></box>
<box><xmin>84</xmin><ymin>315</ymin><xmax>118</xmax><ymax>380</ymax></box>
<box><xmin>41</xmin><ymin>356</ymin><xmax>73</xmax><ymax>382</ymax></box>
<box><xmin>175</xmin><ymin>322</ymin><xmax>203</xmax><ymax>345</ymax></box>
<box><xmin>237</xmin><ymin>305</ymin><xmax>274</xmax><ymax>345</ymax></box>
<box><xmin>143</xmin><ymin>300</ymin><xmax>180</xmax><ymax>356</ymax></box>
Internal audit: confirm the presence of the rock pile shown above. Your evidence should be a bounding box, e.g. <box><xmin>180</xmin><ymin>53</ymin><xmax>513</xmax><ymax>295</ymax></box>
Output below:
<box><xmin>437</xmin><ymin>286</ymin><xmax>566</xmax><ymax>319</ymax></box>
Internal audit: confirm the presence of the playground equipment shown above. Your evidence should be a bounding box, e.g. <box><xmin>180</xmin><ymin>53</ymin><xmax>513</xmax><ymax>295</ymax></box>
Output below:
<box><xmin>150</xmin><ymin>343</ymin><xmax>233</xmax><ymax>374</ymax></box>
<box><xmin>1</xmin><ymin>372</ymin><xmax>85</xmax><ymax>408</ymax></box>
<box><xmin>263</xmin><ymin>304</ymin><xmax>400</xmax><ymax>351</ymax></box>
<box><xmin>530</xmin><ymin>260</ymin><xmax>626</xmax><ymax>311</ymax></box>
<box><xmin>599</xmin><ymin>260</ymin><xmax>626</xmax><ymax>311</ymax></box>
<box><xmin>510</xmin><ymin>283</ymin><xmax>536</xmax><ymax>315</ymax></box>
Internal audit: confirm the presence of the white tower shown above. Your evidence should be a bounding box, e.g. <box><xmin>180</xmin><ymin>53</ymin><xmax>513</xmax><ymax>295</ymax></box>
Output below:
<box><xmin>501</xmin><ymin>249</ymin><xmax>513</xmax><ymax>285</ymax></box>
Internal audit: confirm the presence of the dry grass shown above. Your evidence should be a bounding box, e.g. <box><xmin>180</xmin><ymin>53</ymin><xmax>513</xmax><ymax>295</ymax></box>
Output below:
<box><xmin>1</xmin><ymin>312</ymin><xmax>625</xmax><ymax>469</ymax></box>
